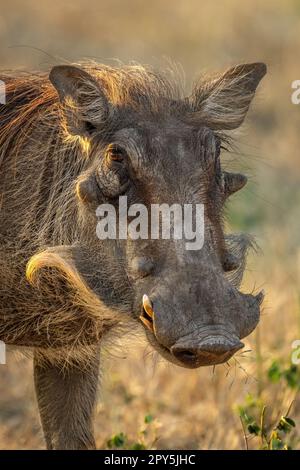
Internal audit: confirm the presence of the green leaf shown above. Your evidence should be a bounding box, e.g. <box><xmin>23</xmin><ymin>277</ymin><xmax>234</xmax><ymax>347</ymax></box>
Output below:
<box><xmin>144</xmin><ymin>414</ymin><xmax>154</xmax><ymax>424</ymax></box>
<box><xmin>277</xmin><ymin>416</ymin><xmax>296</xmax><ymax>433</ymax></box>
<box><xmin>267</xmin><ymin>361</ymin><xmax>282</xmax><ymax>383</ymax></box>
<box><xmin>131</xmin><ymin>442</ymin><xmax>146</xmax><ymax>450</ymax></box>
<box><xmin>284</xmin><ymin>417</ymin><xmax>296</xmax><ymax>427</ymax></box>
<box><xmin>270</xmin><ymin>437</ymin><xmax>285</xmax><ymax>450</ymax></box>
<box><xmin>247</xmin><ymin>423</ymin><xmax>260</xmax><ymax>435</ymax></box>
<box><xmin>283</xmin><ymin>365</ymin><xmax>300</xmax><ymax>389</ymax></box>
<box><xmin>107</xmin><ymin>432</ymin><xmax>127</xmax><ymax>448</ymax></box>
<box><xmin>239</xmin><ymin>408</ymin><xmax>254</xmax><ymax>426</ymax></box>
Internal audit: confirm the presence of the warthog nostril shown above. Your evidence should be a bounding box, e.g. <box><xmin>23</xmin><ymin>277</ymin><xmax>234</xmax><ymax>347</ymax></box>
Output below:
<box><xmin>172</xmin><ymin>349</ymin><xmax>198</xmax><ymax>364</ymax></box>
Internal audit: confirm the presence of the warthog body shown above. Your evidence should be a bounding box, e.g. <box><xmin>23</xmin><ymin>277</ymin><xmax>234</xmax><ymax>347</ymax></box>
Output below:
<box><xmin>0</xmin><ymin>61</ymin><xmax>266</xmax><ymax>449</ymax></box>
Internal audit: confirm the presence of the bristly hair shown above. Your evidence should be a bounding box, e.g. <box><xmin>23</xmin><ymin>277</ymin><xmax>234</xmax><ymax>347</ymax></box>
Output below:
<box><xmin>0</xmin><ymin>60</ymin><xmax>234</xmax><ymax>163</ymax></box>
<box><xmin>0</xmin><ymin>60</ymin><xmax>261</xmax><ymax>367</ymax></box>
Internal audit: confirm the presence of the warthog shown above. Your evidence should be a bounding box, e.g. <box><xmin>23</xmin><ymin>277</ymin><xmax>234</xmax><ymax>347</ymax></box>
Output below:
<box><xmin>0</xmin><ymin>61</ymin><xmax>266</xmax><ymax>449</ymax></box>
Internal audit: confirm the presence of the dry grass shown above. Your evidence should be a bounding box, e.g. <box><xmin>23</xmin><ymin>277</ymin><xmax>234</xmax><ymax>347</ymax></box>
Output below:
<box><xmin>0</xmin><ymin>0</ymin><xmax>300</xmax><ymax>450</ymax></box>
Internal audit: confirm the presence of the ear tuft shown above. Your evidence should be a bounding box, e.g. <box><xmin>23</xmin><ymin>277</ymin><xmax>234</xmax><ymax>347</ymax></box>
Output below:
<box><xmin>190</xmin><ymin>62</ymin><xmax>267</xmax><ymax>130</ymax></box>
<box><xmin>49</xmin><ymin>65</ymin><xmax>110</xmax><ymax>137</ymax></box>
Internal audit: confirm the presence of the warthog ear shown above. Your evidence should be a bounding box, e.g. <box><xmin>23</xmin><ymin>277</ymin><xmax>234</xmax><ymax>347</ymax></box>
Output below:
<box><xmin>49</xmin><ymin>65</ymin><xmax>111</xmax><ymax>136</ymax></box>
<box><xmin>190</xmin><ymin>63</ymin><xmax>267</xmax><ymax>130</ymax></box>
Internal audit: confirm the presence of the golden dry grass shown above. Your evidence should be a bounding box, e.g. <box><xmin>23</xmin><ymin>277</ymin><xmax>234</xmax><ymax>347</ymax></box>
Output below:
<box><xmin>0</xmin><ymin>0</ymin><xmax>300</xmax><ymax>450</ymax></box>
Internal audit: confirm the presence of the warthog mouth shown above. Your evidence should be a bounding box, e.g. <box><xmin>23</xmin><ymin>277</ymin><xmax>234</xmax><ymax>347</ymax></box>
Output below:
<box><xmin>139</xmin><ymin>294</ymin><xmax>245</xmax><ymax>369</ymax></box>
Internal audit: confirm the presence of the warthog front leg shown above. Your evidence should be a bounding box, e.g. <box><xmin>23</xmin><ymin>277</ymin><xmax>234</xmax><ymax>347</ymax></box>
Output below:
<box><xmin>33</xmin><ymin>348</ymin><xmax>100</xmax><ymax>450</ymax></box>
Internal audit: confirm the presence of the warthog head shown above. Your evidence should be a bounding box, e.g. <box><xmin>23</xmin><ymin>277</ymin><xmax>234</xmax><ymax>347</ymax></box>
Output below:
<box><xmin>48</xmin><ymin>62</ymin><xmax>266</xmax><ymax>368</ymax></box>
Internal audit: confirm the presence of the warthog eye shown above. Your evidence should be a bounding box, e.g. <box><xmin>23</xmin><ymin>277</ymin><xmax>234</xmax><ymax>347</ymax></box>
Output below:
<box><xmin>96</xmin><ymin>143</ymin><xmax>130</xmax><ymax>198</ymax></box>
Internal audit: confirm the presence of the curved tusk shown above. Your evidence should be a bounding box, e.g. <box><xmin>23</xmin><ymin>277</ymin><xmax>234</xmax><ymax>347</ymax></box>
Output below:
<box><xmin>139</xmin><ymin>315</ymin><xmax>154</xmax><ymax>333</ymax></box>
<box><xmin>143</xmin><ymin>294</ymin><xmax>154</xmax><ymax>319</ymax></box>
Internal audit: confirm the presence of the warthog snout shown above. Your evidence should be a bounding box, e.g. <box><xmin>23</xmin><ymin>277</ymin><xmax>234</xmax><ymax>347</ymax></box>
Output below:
<box><xmin>140</xmin><ymin>295</ymin><xmax>244</xmax><ymax>367</ymax></box>
<box><xmin>140</xmin><ymin>275</ymin><xmax>263</xmax><ymax>369</ymax></box>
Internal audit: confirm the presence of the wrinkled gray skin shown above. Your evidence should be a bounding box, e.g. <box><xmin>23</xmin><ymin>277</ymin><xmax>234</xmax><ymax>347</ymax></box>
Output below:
<box><xmin>75</xmin><ymin>121</ymin><xmax>261</xmax><ymax>369</ymax></box>
<box><xmin>61</xmin><ymin>67</ymin><xmax>265</xmax><ymax>370</ymax></box>
<box><xmin>0</xmin><ymin>62</ymin><xmax>266</xmax><ymax>449</ymax></box>
<box><xmin>115</xmin><ymin>126</ymin><xmax>259</xmax><ymax>368</ymax></box>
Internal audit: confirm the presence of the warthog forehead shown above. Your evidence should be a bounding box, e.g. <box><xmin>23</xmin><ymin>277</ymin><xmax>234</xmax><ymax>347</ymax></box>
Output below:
<box><xmin>112</xmin><ymin>124</ymin><xmax>215</xmax><ymax>171</ymax></box>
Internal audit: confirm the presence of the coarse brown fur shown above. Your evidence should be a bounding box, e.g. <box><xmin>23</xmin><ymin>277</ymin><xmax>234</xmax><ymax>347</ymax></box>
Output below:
<box><xmin>0</xmin><ymin>61</ymin><xmax>266</xmax><ymax>448</ymax></box>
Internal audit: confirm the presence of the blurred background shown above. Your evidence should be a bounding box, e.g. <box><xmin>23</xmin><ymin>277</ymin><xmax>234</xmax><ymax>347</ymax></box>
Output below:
<box><xmin>0</xmin><ymin>0</ymin><xmax>300</xmax><ymax>450</ymax></box>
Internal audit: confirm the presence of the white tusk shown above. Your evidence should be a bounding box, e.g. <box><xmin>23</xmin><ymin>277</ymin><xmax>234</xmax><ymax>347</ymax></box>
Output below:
<box><xmin>143</xmin><ymin>294</ymin><xmax>154</xmax><ymax>319</ymax></box>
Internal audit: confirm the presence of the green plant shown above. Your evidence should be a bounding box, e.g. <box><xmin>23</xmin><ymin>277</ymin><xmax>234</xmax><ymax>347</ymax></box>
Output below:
<box><xmin>268</xmin><ymin>361</ymin><xmax>300</xmax><ymax>390</ymax></box>
<box><xmin>236</xmin><ymin>360</ymin><xmax>300</xmax><ymax>450</ymax></box>
<box><xmin>107</xmin><ymin>432</ymin><xmax>127</xmax><ymax>449</ymax></box>
<box><xmin>237</xmin><ymin>394</ymin><xmax>296</xmax><ymax>450</ymax></box>
<box><xmin>105</xmin><ymin>414</ymin><xmax>159</xmax><ymax>450</ymax></box>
